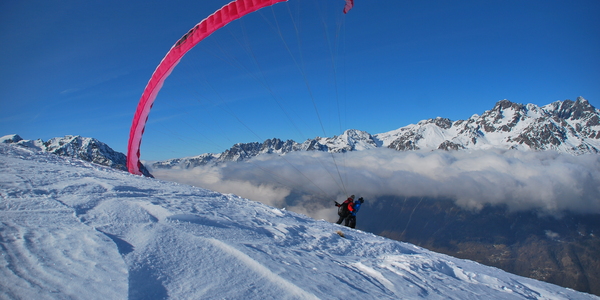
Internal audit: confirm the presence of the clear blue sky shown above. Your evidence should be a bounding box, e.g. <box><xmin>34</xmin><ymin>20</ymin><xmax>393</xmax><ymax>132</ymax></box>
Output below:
<box><xmin>1</xmin><ymin>0</ymin><xmax>599</xmax><ymax>160</ymax></box>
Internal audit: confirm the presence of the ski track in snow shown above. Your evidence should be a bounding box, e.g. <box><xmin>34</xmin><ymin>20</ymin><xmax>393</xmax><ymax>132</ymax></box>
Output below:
<box><xmin>1</xmin><ymin>143</ymin><xmax>598</xmax><ymax>300</ymax></box>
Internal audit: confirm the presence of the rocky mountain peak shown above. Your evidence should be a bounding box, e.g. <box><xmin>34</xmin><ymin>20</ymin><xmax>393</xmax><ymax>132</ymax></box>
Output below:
<box><xmin>342</xmin><ymin>128</ymin><xmax>369</xmax><ymax>139</ymax></box>
<box><xmin>493</xmin><ymin>99</ymin><xmax>526</xmax><ymax>112</ymax></box>
<box><xmin>423</xmin><ymin>117</ymin><xmax>453</xmax><ymax>129</ymax></box>
<box><xmin>555</xmin><ymin>97</ymin><xmax>596</xmax><ymax>121</ymax></box>
<box><xmin>1</xmin><ymin>134</ymin><xmax>23</xmax><ymax>144</ymax></box>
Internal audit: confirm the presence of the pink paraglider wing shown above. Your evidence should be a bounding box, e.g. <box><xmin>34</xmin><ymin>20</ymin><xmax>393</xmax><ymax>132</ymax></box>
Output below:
<box><xmin>127</xmin><ymin>0</ymin><xmax>355</xmax><ymax>175</ymax></box>
<box><xmin>127</xmin><ymin>0</ymin><xmax>288</xmax><ymax>175</ymax></box>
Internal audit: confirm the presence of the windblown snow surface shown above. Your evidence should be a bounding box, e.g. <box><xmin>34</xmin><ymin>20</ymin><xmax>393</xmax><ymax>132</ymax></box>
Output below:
<box><xmin>1</xmin><ymin>144</ymin><xmax>598</xmax><ymax>300</ymax></box>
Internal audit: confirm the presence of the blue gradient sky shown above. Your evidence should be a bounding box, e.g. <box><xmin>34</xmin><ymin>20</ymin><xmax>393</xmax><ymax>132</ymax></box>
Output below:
<box><xmin>1</xmin><ymin>0</ymin><xmax>599</xmax><ymax>160</ymax></box>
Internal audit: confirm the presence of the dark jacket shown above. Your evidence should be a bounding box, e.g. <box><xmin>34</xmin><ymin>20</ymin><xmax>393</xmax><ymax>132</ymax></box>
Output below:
<box><xmin>336</xmin><ymin>197</ymin><xmax>354</xmax><ymax>216</ymax></box>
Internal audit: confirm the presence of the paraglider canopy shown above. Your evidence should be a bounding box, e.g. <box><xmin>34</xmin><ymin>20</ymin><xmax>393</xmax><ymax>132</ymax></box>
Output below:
<box><xmin>127</xmin><ymin>0</ymin><xmax>354</xmax><ymax>175</ymax></box>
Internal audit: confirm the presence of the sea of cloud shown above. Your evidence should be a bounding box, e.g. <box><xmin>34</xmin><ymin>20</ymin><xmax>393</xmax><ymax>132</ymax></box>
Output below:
<box><xmin>150</xmin><ymin>148</ymin><xmax>600</xmax><ymax>219</ymax></box>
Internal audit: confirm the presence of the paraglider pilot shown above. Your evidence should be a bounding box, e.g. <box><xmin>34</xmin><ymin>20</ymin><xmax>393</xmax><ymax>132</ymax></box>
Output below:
<box><xmin>335</xmin><ymin>195</ymin><xmax>354</xmax><ymax>225</ymax></box>
<box><xmin>335</xmin><ymin>195</ymin><xmax>364</xmax><ymax>228</ymax></box>
<box><xmin>346</xmin><ymin>197</ymin><xmax>364</xmax><ymax>228</ymax></box>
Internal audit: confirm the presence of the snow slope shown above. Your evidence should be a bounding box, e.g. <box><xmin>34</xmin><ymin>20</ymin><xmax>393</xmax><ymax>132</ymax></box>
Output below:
<box><xmin>1</xmin><ymin>143</ymin><xmax>597</xmax><ymax>300</ymax></box>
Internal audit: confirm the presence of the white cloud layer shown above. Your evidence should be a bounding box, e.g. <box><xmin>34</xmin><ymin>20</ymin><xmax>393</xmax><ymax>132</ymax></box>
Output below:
<box><xmin>150</xmin><ymin>149</ymin><xmax>600</xmax><ymax>217</ymax></box>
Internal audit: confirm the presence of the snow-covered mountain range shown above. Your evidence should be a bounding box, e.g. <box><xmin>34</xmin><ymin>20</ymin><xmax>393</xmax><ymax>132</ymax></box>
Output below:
<box><xmin>1</xmin><ymin>143</ymin><xmax>598</xmax><ymax>299</ymax></box>
<box><xmin>5</xmin><ymin>97</ymin><xmax>595</xmax><ymax>174</ymax></box>
<box><xmin>152</xmin><ymin>97</ymin><xmax>600</xmax><ymax>169</ymax></box>
<box><xmin>0</xmin><ymin>134</ymin><xmax>152</xmax><ymax>177</ymax></box>
<box><xmin>380</xmin><ymin>97</ymin><xmax>599</xmax><ymax>153</ymax></box>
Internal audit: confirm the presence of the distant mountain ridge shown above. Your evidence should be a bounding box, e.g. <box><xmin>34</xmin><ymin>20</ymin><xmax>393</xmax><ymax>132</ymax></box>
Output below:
<box><xmin>380</xmin><ymin>97</ymin><xmax>600</xmax><ymax>153</ymax></box>
<box><xmin>153</xmin><ymin>97</ymin><xmax>600</xmax><ymax>169</ymax></box>
<box><xmin>3</xmin><ymin>97</ymin><xmax>597</xmax><ymax>174</ymax></box>
<box><xmin>0</xmin><ymin>134</ymin><xmax>153</xmax><ymax>177</ymax></box>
